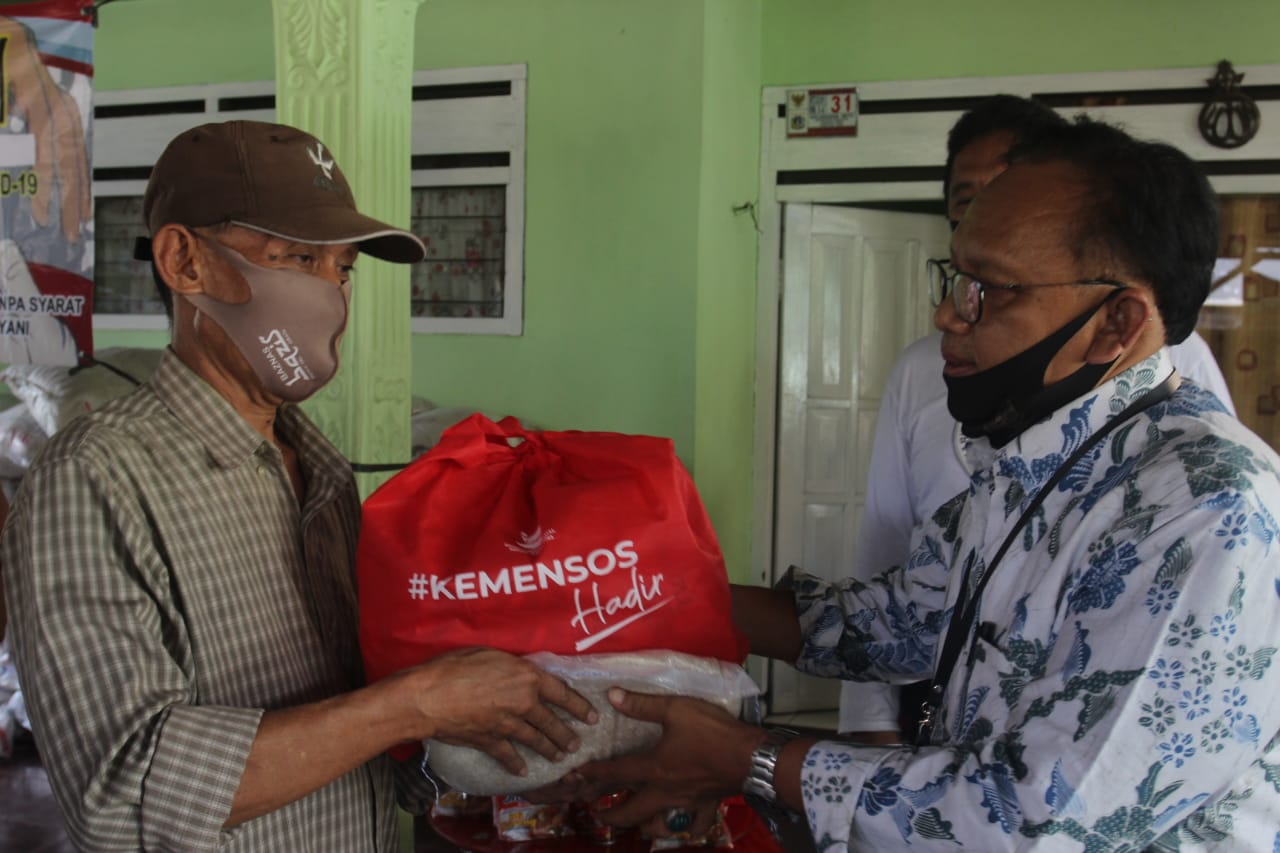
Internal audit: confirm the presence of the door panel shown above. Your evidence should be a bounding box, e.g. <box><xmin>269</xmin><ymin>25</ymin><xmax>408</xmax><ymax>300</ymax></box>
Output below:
<box><xmin>770</xmin><ymin>203</ymin><xmax>949</xmax><ymax>715</ymax></box>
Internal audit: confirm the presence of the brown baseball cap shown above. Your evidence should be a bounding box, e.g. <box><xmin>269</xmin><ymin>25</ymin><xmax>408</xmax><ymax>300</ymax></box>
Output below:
<box><xmin>141</xmin><ymin>120</ymin><xmax>426</xmax><ymax>263</ymax></box>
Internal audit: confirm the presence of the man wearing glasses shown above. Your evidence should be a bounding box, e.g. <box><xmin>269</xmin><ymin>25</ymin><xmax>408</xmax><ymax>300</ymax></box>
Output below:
<box><xmin>837</xmin><ymin>95</ymin><xmax>1234</xmax><ymax>740</ymax></box>
<box><xmin>546</xmin><ymin>116</ymin><xmax>1280</xmax><ymax>852</ymax></box>
<box><xmin>926</xmin><ymin>257</ymin><xmax>1130</xmax><ymax>442</ymax></box>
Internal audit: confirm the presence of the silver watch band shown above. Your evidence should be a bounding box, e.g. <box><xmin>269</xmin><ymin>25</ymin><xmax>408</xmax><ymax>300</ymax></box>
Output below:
<box><xmin>741</xmin><ymin>727</ymin><xmax>798</xmax><ymax>804</ymax></box>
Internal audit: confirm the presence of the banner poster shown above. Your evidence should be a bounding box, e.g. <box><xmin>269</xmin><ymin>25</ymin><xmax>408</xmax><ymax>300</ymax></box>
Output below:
<box><xmin>0</xmin><ymin>0</ymin><xmax>93</xmax><ymax>366</ymax></box>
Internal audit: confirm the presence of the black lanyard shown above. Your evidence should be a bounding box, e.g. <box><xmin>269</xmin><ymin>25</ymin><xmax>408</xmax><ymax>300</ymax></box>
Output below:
<box><xmin>915</xmin><ymin>374</ymin><xmax>1177</xmax><ymax>745</ymax></box>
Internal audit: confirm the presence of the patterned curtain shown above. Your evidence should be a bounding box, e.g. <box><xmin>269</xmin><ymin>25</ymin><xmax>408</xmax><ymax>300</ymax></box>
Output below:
<box><xmin>1200</xmin><ymin>195</ymin><xmax>1280</xmax><ymax>452</ymax></box>
<box><xmin>410</xmin><ymin>185</ymin><xmax>506</xmax><ymax>319</ymax></box>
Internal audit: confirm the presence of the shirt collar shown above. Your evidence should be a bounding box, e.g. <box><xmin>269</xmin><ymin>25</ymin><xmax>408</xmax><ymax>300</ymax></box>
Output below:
<box><xmin>150</xmin><ymin>349</ymin><xmax>351</xmax><ymax>498</ymax></box>
<box><xmin>151</xmin><ymin>348</ymin><xmax>266</xmax><ymax>469</ymax></box>
<box><xmin>960</xmin><ymin>347</ymin><xmax>1176</xmax><ymax>471</ymax></box>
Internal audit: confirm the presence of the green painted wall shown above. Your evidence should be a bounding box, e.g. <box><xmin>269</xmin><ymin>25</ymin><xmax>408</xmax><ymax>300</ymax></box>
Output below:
<box><xmin>84</xmin><ymin>0</ymin><xmax>1280</xmax><ymax>586</ymax></box>
<box><xmin>92</xmin><ymin>0</ymin><xmax>275</xmax><ymax>88</ymax></box>
<box><xmin>693</xmin><ymin>0</ymin><xmax>763</xmax><ymax>581</ymax></box>
<box><xmin>95</xmin><ymin>0</ymin><xmax>707</xmax><ymax>456</ymax></box>
<box><xmin>761</xmin><ymin>0</ymin><xmax>1280</xmax><ymax>84</ymax></box>
<box><xmin>407</xmin><ymin>1</ymin><xmax>703</xmax><ymax>460</ymax></box>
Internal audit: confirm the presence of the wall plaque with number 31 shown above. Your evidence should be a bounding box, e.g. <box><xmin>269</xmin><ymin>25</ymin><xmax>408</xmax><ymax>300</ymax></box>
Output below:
<box><xmin>786</xmin><ymin>87</ymin><xmax>859</xmax><ymax>138</ymax></box>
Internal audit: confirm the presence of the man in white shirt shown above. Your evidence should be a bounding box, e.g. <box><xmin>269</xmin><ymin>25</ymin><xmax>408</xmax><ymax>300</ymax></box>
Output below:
<box><xmin>837</xmin><ymin>95</ymin><xmax>1235</xmax><ymax>737</ymax></box>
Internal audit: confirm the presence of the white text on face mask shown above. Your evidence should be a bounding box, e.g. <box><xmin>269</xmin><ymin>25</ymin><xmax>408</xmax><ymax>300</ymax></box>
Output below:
<box><xmin>259</xmin><ymin>328</ymin><xmax>315</xmax><ymax>387</ymax></box>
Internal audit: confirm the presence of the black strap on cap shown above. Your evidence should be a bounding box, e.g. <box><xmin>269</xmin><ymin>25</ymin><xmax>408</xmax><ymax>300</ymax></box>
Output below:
<box><xmin>133</xmin><ymin>236</ymin><xmax>154</xmax><ymax>262</ymax></box>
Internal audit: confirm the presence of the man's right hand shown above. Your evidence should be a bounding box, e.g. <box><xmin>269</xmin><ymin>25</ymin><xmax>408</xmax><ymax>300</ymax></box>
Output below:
<box><xmin>403</xmin><ymin>647</ymin><xmax>598</xmax><ymax>777</ymax></box>
<box><xmin>228</xmin><ymin>647</ymin><xmax>596</xmax><ymax>828</ymax></box>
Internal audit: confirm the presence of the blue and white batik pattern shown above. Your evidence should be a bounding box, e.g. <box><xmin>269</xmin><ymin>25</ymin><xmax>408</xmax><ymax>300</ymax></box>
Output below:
<box><xmin>791</xmin><ymin>350</ymin><xmax>1280</xmax><ymax>851</ymax></box>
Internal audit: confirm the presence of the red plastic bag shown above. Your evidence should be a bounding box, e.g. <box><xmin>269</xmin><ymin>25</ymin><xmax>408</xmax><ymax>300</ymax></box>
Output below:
<box><xmin>357</xmin><ymin>415</ymin><xmax>748</xmax><ymax>690</ymax></box>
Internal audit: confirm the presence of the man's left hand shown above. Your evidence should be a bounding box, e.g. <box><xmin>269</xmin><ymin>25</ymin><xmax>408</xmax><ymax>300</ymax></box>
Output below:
<box><xmin>537</xmin><ymin>687</ymin><xmax>764</xmax><ymax>830</ymax></box>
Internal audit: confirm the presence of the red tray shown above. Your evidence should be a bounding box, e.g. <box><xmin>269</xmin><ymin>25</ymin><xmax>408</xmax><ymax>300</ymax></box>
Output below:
<box><xmin>427</xmin><ymin>799</ymin><xmax>783</xmax><ymax>853</ymax></box>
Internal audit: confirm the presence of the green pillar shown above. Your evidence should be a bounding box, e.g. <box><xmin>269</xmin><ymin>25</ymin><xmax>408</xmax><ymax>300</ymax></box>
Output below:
<box><xmin>270</xmin><ymin>0</ymin><xmax>426</xmax><ymax>498</ymax></box>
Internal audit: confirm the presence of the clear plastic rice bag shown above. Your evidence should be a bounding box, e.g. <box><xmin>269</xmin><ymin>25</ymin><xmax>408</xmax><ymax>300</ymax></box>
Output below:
<box><xmin>425</xmin><ymin>649</ymin><xmax>760</xmax><ymax>795</ymax></box>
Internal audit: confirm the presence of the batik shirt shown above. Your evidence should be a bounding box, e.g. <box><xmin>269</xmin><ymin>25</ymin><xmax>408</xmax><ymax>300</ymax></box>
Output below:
<box><xmin>2</xmin><ymin>350</ymin><xmax>429</xmax><ymax>851</ymax></box>
<box><xmin>792</xmin><ymin>349</ymin><xmax>1280</xmax><ymax>851</ymax></box>
<box><xmin>839</xmin><ymin>334</ymin><xmax>1236</xmax><ymax>732</ymax></box>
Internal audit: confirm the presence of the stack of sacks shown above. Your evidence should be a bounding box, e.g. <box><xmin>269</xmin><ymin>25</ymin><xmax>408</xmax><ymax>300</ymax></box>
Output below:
<box><xmin>410</xmin><ymin>397</ymin><xmax>539</xmax><ymax>458</ymax></box>
<box><xmin>1</xmin><ymin>347</ymin><xmax>164</xmax><ymax>435</ymax></box>
<box><xmin>409</xmin><ymin>398</ymin><xmax>479</xmax><ymax>458</ymax></box>
<box><xmin>0</xmin><ymin>642</ymin><xmax>28</xmax><ymax>758</ymax></box>
<box><xmin>0</xmin><ymin>349</ymin><xmax>166</xmax><ymax>740</ymax></box>
<box><xmin>0</xmin><ymin>403</ymin><xmax>47</xmax><ymax>487</ymax></box>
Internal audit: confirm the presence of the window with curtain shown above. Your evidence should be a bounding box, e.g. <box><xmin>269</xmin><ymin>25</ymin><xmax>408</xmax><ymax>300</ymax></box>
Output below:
<box><xmin>410</xmin><ymin>185</ymin><xmax>506</xmax><ymax>319</ymax></box>
<box><xmin>1200</xmin><ymin>194</ymin><xmax>1280</xmax><ymax>453</ymax></box>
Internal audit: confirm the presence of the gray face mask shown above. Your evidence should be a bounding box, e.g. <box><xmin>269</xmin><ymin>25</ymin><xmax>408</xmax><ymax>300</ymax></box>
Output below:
<box><xmin>186</xmin><ymin>238</ymin><xmax>350</xmax><ymax>402</ymax></box>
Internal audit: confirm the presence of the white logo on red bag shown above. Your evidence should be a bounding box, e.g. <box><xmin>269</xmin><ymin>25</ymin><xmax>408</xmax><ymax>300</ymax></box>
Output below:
<box><xmin>505</xmin><ymin>527</ymin><xmax>556</xmax><ymax>556</ymax></box>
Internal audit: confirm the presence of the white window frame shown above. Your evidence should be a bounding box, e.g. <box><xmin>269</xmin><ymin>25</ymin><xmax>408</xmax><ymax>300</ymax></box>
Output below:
<box><xmin>408</xmin><ymin>64</ymin><xmax>526</xmax><ymax>335</ymax></box>
<box><xmin>92</xmin><ymin>80</ymin><xmax>276</xmax><ymax>331</ymax></box>
<box><xmin>90</xmin><ymin>65</ymin><xmax>527</xmax><ymax>335</ymax></box>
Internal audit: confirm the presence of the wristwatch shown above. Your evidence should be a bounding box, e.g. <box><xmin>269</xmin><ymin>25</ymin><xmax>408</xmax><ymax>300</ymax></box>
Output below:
<box><xmin>741</xmin><ymin>727</ymin><xmax>798</xmax><ymax>804</ymax></box>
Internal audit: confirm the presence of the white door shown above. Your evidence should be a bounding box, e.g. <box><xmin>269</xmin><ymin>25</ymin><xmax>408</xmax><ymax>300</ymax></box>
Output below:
<box><xmin>769</xmin><ymin>203</ymin><xmax>950</xmax><ymax>715</ymax></box>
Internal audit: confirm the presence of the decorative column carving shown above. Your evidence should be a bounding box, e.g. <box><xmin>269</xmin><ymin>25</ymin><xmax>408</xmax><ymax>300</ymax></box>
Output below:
<box><xmin>270</xmin><ymin>0</ymin><xmax>426</xmax><ymax>497</ymax></box>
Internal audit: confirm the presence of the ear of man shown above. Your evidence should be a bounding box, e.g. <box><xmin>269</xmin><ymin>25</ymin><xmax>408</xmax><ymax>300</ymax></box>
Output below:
<box><xmin>1084</xmin><ymin>287</ymin><xmax>1161</xmax><ymax>368</ymax></box>
<box><xmin>152</xmin><ymin>224</ymin><xmax>254</xmax><ymax>314</ymax></box>
<box><xmin>151</xmin><ymin>223</ymin><xmax>228</xmax><ymax>298</ymax></box>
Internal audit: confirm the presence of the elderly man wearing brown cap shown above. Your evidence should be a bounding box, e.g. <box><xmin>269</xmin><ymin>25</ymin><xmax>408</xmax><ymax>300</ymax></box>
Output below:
<box><xmin>1</xmin><ymin>121</ymin><xmax>595</xmax><ymax>851</ymax></box>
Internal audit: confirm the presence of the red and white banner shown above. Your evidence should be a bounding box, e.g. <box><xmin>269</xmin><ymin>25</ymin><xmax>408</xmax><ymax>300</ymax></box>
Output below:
<box><xmin>0</xmin><ymin>0</ymin><xmax>93</xmax><ymax>366</ymax></box>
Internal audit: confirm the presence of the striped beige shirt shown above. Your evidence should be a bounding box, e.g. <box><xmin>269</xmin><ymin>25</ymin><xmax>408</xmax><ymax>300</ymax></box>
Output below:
<box><xmin>3</xmin><ymin>350</ymin><xmax>420</xmax><ymax>851</ymax></box>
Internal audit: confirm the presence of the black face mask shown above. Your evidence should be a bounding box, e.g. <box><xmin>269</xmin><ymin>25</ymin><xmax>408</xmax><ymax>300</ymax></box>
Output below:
<box><xmin>943</xmin><ymin>292</ymin><xmax>1122</xmax><ymax>447</ymax></box>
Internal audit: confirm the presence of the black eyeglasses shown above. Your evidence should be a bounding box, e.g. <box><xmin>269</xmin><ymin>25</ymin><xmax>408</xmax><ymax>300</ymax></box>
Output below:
<box><xmin>926</xmin><ymin>258</ymin><xmax>1128</xmax><ymax>324</ymax></box>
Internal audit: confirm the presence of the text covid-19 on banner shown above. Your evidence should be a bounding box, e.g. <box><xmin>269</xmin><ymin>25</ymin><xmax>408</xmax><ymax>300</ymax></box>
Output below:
<box><xmin>0</xmin><ymin>0</ymin><xmax>94</xmax><ymax>366</ymax></box>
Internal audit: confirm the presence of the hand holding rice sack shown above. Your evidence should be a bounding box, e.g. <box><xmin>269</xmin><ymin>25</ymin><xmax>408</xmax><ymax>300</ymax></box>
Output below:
<box><xmin>357</xmin><ymin>415</ymin><xmax>754</xmax><ymax>791</ymax></box>
<box><xmin>425</xmin><ymin>650</ymin><xmax>759</xmax><ymax>795</ymax></box>
<box><xmin>526</xmin><ymin>686</ymin><xmax>775</xmax><ymax>837</ymax></box>
<box><xmin>384</xmin><ymin>646</ymin><xmax>597</xmax><ymax>779</ymax></box>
